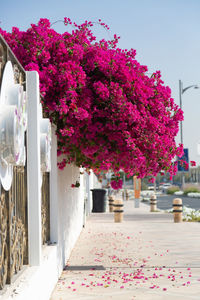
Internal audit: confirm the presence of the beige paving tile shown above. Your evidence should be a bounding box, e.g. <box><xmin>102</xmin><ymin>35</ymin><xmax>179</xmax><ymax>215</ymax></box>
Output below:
<box><xmin>50</xmin><ymin>200</ymin><xmax>200</xmax><ymax>300</ymax></box>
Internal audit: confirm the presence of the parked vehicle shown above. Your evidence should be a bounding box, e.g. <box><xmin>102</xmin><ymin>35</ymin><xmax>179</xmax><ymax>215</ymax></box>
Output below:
<box><xmin>159</xmin><ymin>183</ymin><xmax>172</xmax><ymax>191</ymax></box>
<box><xmin>148</xmin><ymin>184</ymin><xmax>158</xmax><ymax>190</ymax></box>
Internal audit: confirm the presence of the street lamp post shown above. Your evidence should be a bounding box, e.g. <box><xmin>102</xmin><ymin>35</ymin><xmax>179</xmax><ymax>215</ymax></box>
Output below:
<box><xmin>179</xmin><ymin>80</ymin><xmax>199</xmax><ymax>187</ymax></box>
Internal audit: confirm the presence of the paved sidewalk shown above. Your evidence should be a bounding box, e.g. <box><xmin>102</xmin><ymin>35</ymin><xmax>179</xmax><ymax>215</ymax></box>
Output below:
<box><xmin>50</xmin><ymin>200</ymin><xmax>200</xmax><ymax>300</ymax></box>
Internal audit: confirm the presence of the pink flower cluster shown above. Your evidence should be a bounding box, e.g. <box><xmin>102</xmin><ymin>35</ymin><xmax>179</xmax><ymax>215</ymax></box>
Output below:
<box><xmin>148</xmin><ymin>178</ymin><xmax>156</xmax><ymax>183</ymax></box>
<box><xmin>71</xmin><ymin>181</ymin><xmax>80</xmax><ymax>188</ymax></box>
<box><xmin>190</xmin><ymin>160</ymin><xmax>196</xmax><ymax>167</ymax></box>
<box><xmin>0</xmin><ymin>18</ymin><xmax>183</xmax><ymax>184</ymax></box>
<box><xmin>179</xmin><ymin>160</ymin><xmax>189</xmax><ymax>171</ymax></box>
<box><xmin>178</xmin><ymin>160</ymin><xmax>196</xmax><ymax>171</ymax></box>
<box><xmin>111</xmin><ymin>179</ymin><xmax>123</xmax><ymax>190</ymax></box>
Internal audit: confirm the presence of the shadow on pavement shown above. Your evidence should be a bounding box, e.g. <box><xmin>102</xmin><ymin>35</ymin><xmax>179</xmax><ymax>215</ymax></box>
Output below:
<box><xmin>124</xmin><ymin>213</ymin><xmax>172</xmax><ymax>222</ymax></box>
<box><xmin>64</xmin><ymin>265</ymin><xmax>106</xmax><ymax>271</ymax></box>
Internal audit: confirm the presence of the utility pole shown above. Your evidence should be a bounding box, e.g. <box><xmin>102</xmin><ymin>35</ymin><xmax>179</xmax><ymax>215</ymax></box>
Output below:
<box><xmin>179</xmin><ymin>80</ymin><xmax>199</xmax><ymax>188</ymax></box>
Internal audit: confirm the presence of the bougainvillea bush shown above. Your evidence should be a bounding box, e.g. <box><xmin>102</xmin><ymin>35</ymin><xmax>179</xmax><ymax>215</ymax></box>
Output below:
<box><xmin>0</xmin><ymin>18</ymin><xmax>184</xmax><ymax>187</ymax></box>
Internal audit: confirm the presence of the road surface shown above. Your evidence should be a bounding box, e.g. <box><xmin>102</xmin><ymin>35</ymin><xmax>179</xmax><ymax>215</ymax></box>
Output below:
<box><xmin>150</xmin><ymin>194</ymin><xmax>200</xmax><ymax>210</ymax></box>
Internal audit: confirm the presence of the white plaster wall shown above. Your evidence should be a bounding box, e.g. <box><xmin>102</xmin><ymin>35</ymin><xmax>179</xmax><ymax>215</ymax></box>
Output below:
<box><xmin>93</xmin><ymin>173</ymin><xmax>102</xmax><ymax>188</ymax></box>
<box><xmin>85</xmin><ymin>172</ymin><xmax>91</xmax><ymax>215</ymax></box>
<box><xmin>50</xmin><ymin>126</ymin><xmax>86</xmax><ymax>268</ymax></box>
<box><xmin>0</xmin><ymin>167</ymin><xmax>94</xmax><ymax>300</ymax></box>
<box><xmin>2</xmin><ymin>246</ymin><xmax>59</xmax><ymax>300</ymax></box>
<box><xmin>87</xmin><ymin>171</ymin><xmax>94</xmax><ymax>213</ymax></box>
<box><xmin>57</xmin><ymin>163</ymin><xmax>85</xmax><ymax>265</ymax></box>
<box><xmin>1</xmin><ymin>127</ymin><xmax>96</xmax><ymax>300</ymax></box>
<box><xmin>0</xmin><ymin>66</ymin><xmax>96</xmax><ymax>299</ymax></box>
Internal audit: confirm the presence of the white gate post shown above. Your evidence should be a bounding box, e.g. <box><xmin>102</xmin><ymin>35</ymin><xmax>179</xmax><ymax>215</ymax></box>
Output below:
<box><xmin>87</xmin><ymin>171</ymin><xmax>94</xmax><ymax>214</ymax></box>
<box><xmin>86</xmin><ymin>173</ymin><xmax>91</xmax><ymax>214</ymax></box>
<box><xmin>26</xmin><ymin>71</ymin><xmax>42</xmax><ymax>266</ymax></box>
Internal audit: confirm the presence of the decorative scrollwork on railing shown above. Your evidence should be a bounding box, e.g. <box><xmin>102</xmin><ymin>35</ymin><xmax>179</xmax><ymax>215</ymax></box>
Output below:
<box><xmin>0</xmin><ymin>34</ymin><xmax>28</xmax><ymax>291</ymax></box>
<box><xmin>13</xmin><ymin>64</ymin><xmax>25</xmax><ymax>86</ymax></box>
<box><xmin>0</xmin><ymin>187</ymin><xmax>26</xmax><ymax>289</ymax></box>
<box><xmin>41</xmin><ymin>206</ymin><xmax>48</xmax><ymax>245</ymax></box>
<box><xmin>0</xmin><ymin>192</ymin><xmax>8</xmax><ymax>289</ymax></box>
<box><xmin>10</xmin><ymin>216</ymin><xmax>26</xmax><ymax>277</ymax></box>
<box><xmin>41</xmin><ymin>173</ymin><xmax>50</xmax><ymax>245</ymax></box>
<box><xmin>0</xmin><ymin>42</ymin><xmax>6</xmax><ymax>79</ymax></box>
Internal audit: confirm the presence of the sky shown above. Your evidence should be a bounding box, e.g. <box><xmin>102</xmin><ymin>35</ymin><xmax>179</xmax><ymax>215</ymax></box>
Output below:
<box><xmin>1</xmin><ymin>0</ymin><xmax>200</xmax><ymax>165</ymax></box>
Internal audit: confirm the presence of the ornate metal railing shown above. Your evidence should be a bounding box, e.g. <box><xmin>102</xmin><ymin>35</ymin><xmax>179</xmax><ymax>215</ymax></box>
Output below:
<box><xmin>7</xmin><ymin>167</ymin><xmax>27</xmax><ymax>282</ymax></box>
<box><xmin>0</xmin><ymin>35</ymin><xmax>28</xmax><ymax>289</ymax></box>
<box><xmin>0</xmin><ymin>35</ymin><xmax>25</xmax><ymax>85</ymax></box>
<box><xmin>0</xmin><ymin>169</ymin><xmax>28</xmax><ymax>289</ymax></box>
<box><xmin>0</xmin><ymin>189</ymin><xmax>8</xmax><ymax>289</ymax></box>
<box><xmin>41</xmin><ymin>173</ymin><xmax>50</xmax><ymax>245</ymax></box>
<box><xmin>0</xmin><ymin>33</ymin><xmax>51</xmax><ymax>290</ymax></box>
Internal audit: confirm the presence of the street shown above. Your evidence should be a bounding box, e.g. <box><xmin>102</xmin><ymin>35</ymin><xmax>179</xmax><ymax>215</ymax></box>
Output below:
<box><xmin>150</xmin><ymin>194</ymin><xmax>200</xmax><ymax>211</ymax></box>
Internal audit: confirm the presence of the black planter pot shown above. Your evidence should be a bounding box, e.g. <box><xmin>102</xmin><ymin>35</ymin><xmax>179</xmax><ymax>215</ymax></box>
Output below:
<box><xmin>91</xmin><ymin>189</ymin><xmax>107</xmax><ymax>212</ymax></box>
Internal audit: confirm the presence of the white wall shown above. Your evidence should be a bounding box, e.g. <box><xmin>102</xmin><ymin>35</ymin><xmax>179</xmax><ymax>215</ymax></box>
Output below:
<box><xmin>57</xmin><ymin>163</ymin><xmax>85</xmax><ymax>265</ymax></box>
<box><xmin>50</xmin><ymin>126</ymin><xmax>87</xmax><ymax>268</ymax></box>
<box><xmin>2</xmin><ymin>246</ymin><xmax>59</xmax><ymax>300</ymax></box>
<box><xmin>0</xmin><ymin>66</ymin><xmax>95</xmax><ymax>299</ymax></box>
<box><xmin>2</xmin><ymin>128</ymin><xmax>92</xmax><ymax>300</ymax></box>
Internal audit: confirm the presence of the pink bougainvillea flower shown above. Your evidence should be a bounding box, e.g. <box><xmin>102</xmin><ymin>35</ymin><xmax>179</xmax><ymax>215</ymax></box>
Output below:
<box><xmin>0</xmin><ymin>18</ymin><xmax>183</xmax><ymax>187</ymax></box>
<box><xmin>111</xmin><ymin>179</ymin><xmax>123</xmax><ymax>190</ymax></box>
<box><xmin>71</xmin><ymin>181</ymin><xmax>80</xmax><ymax>188</ymax></box>
<box><xmin>190</xmin><ymin>160</ymin><xmax>196</xmax><ymax>167</ymax></box>
<box><xmin>148</xmin><ymin>177</ymin><xmax>155</xmax><ymax>183</ymax></box>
